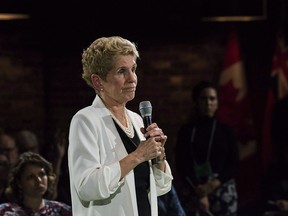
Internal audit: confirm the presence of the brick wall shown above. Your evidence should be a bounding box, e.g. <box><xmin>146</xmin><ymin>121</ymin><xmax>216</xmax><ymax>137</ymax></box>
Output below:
<box><xmin>0</xmin><ymin>29</ymin><xmax>45</xmax><ymax>142</ymax></box>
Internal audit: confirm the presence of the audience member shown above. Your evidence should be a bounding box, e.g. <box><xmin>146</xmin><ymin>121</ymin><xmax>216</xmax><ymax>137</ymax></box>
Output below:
<box><xmin>158</xmin><ymin>184</ymin><xmax>186</xmax><ymax>216</ymax></box>
<box><xmin>0</xmin><ymin>153</ymin><xmax>10</xmax><ymax>203</ymax></box>
<box><xmin>0</xmin><ymin>130</ymin><xmax>19</xmax><ymax>166</ymax></box>
<box><xmin>14</xmin><ymin>129</ymin><xmax>40</xmax><ymax>154</ymax></box>
<box><xmin>262</xmin><ymin>95</ymin><xmax>288</xmax><ymax>216</ymax></box>
<box><xmin>14</xmin><ymin>128</ymin><xmax>71</xmax><ymax>204</ymax></box>
<box><xmin>0</xmin><ymin>151</ymin><xmax>72</xmax><ymax>215</ymax></box>
<box><xmin>175</xmin><ymin>81</ymin><xmax>240</xmax><ymax>216</ymax></box>
<box><xmin>0</xmin><ymin>130</ymin><xmax>19</xmax><ymax>203</ymax></box>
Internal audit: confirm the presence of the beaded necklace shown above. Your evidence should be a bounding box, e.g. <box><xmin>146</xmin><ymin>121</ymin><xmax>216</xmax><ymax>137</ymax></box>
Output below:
<box><xmin>109</xmin><ymin>110</ymin><xmax>135</xmax><ymax>138</ymax></box>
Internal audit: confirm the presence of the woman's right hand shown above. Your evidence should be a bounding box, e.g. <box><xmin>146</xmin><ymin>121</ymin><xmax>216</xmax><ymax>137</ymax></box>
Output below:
<box><xmin>135</xmin><ymin>137</ymin><xmax>163</xmax><ymax>162</ymax></box>
<box><xmin>137</xmin><ymin>122</ymin><xmax>167</xmax><ymax>162</ymax></box>
<box><xmin>119</xmin><ymin>133</ymin><xmax>164</xmax><ymax>179</ymax></box>
<box><xmin>119</xmin><ymin>122</ymin><xmax>167</xmax><ymax>179</ymax></box>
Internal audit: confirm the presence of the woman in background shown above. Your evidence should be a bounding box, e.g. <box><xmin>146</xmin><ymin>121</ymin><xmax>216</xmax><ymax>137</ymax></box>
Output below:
<box><xmin>0</xmin><ymin>151</ymin><xmax>72</xmax><ymax>215</ymax></box>
<box><xmin>175</xmin><ymin>81</ymin><xmax>239</xmax><ymax>216</ymax></box>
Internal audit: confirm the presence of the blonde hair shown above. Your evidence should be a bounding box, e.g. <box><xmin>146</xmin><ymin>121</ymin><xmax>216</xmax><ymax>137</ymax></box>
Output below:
<box><xmin>82</xmin><ymin>36</ymin><xmax>139</xmax><ymax>88</ymax></box>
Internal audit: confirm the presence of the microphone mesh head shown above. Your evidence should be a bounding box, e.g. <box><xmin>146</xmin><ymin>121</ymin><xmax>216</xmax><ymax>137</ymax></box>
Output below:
<box><xmin>139</xmin><ymin>101</ymin><xmax>152</xmax><ymax>117</ymax></box>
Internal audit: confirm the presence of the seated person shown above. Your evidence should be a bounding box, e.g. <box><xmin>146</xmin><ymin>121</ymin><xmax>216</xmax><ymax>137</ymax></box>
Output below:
<box><xmin>0</xmin><ymin>153</ymin><xmax>10</xmax><ymax>203</ymax></box>
<box><xmin>0</xmin><ymin>151</ymin><xmax>72</xmax><ymax>215</ymax></box>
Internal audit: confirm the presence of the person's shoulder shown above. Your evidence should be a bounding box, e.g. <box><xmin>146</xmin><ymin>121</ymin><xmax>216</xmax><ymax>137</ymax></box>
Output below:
<box><xmin>73</xmin><ymin>96</ymin><xmax>102</xmax><ymax>116</ymax></box>
<box><xmin>45</xmin><ymin>199</ymin><xmax>72</xmax><ymax>210</ymax></box>
<box><xmin>72</xmin><ymin>105</ymin><xmax>104</xmax><ymax>121</ymax></box>
<box><xmin>0</xmin><ymin>202</ymin><xmax>20</xmax><ymax>212</ymax></box>
<box><xmin>75</xmin><ymin>105</ymin><xmax>95</xmax><ymax>115</ymax></box>
<box><xmin>178</xmin><ymin>121</ymin><xmax>194</xmax><ymax>131</ymax></box>
<box><xmin>215</xmin><ymin>120</ymin><xmax>235</xmax><ymax>134</ymax></box>
<box><xmin>176</xmin><ymin>121</ymin><xmax>194</xmax><ymax>139</ymax></box>
<box><xmin>0</xmin><ymin>202</ymin><xmax>12</xmax><ymax>207</ymax></box>
<box><xmin>45</xmin><ymin>199</ymin><xmax>68</xmax><ymax>205</ymax></box>
<box><xmin>0</xmin><ymin>202</ymin><xmax>9</xmax><ymax>209</ymax></box>
<box><xmin>274</xmin><ymin>95</ymin><xmax>288</xmax><ymax>113</ymax></box>
<box><xmin>215</xmin><ymin>119</ymin><xmax>230</xmax><ymax>127</ymax></box>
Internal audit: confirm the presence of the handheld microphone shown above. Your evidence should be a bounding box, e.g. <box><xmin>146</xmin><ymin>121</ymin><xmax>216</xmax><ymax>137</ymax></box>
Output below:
<box><xmin>139</xmin><ymin>101</ymin><xmax>158</xmax><ymax>164</ymax></box>
<box><xmin>139</xmin><ymin>101</ymin><xmax>152</xmax><ymax>130</ymax></box>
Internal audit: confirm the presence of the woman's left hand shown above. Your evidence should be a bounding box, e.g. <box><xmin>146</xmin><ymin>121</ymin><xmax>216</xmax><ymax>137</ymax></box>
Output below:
<box><xmin>141</xmin><ymin>123</ymin><xmax>167</xmax><ymax>167</ymax></box>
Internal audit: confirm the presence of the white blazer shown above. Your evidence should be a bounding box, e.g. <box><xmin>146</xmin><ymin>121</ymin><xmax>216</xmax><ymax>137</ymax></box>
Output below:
<box><xmin>68</xmin><ymin>95</ymin><xmax>173</xmax><ymax>216</ymax></box>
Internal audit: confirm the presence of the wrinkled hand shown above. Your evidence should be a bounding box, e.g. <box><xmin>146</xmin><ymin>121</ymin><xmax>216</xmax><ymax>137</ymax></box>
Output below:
<box><xmin>137</xmin><ymin>123</ymin><xmax>167</xmax><ymax>162</ymax></box>
<box><xmin>135</xmin><ymin>137</ymin><xmax>162</xmax><ymax>162</ymax></box>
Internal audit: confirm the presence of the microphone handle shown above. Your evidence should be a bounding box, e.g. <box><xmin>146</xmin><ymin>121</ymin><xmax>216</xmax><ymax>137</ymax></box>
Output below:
<box><xmin>143</xmin><ymin>116</ymin><xmax>152</xmax><ymax>129</ymax></box>
<box><xmin>143</xmin><ymin>116</ymin><xmax>158</xmax><ymax>164</ymax></box>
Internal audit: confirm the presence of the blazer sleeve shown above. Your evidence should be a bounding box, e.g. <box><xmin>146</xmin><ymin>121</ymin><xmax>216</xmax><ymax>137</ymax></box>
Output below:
<box><xmin>68</xmin><ymin>110</ymin><xmax>124</xmax><ymax>201</ymax></box>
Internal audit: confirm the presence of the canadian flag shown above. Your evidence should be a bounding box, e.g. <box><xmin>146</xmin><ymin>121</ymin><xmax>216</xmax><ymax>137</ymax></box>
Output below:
<box><xmin>216</xmin><ymin>28</ymin><xmax>259</xmax><ymax>206</ymax></box>
<box><xmin>262</xmin><ymin>32</ymin><xmax>288</xmax><ymax>170</ymax></box>
<box><xmin>216</xmin><ymin>29</ymin><xmax>257</xmax><ymax>160</ymax></box>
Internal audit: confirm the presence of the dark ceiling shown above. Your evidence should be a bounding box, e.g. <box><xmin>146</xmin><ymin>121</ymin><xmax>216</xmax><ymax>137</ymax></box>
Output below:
<box><xmin>0</xmin><ymin>0</ymin><xmax>286</xmax><ymax>51</ymax></box>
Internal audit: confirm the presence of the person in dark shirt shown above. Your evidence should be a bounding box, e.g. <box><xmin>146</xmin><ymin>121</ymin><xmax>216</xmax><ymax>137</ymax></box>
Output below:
<box><xmin>262</xmin><ymin>95</ymin><xmax>288</xmax><ymax>216</ymax></box>
<box><xmin>175</xmin><ymin>81</ymin><xmax>240</xmax><ymax>216</ymax></box>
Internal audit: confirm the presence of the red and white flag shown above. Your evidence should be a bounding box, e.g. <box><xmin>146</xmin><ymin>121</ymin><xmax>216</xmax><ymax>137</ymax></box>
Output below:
<box><xmin>216</xmin><ymin>28</ymin><xmax>259</xmax><ymax>206</ymax></box>
<box><xmin>216</xmin><ymin>29</ymin><xmax>257</xmax><ymax>159</ymax></box>
<box><xmin>262</xmin><ymin>32</ymin><xmax>288</xmax><ymax>170</ymax></box>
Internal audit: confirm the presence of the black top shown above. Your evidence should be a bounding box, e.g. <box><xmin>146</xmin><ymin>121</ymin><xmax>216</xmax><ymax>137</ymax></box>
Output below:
<box><xmin>113</xmin><ymin>120</ymin><xmax>151</xmax><ymax>216</ymax></box>
<box><xmin>175</xmin><ymin>116</ymin><xmax>240</xmax><ymax>186</ymax></box>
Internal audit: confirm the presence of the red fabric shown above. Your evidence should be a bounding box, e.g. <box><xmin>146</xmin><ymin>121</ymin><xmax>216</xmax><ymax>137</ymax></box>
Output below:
<box><xmin>222</xmin><ymin>30</ymin><xmax>241</xmax><ymax>69</ymax></box>
<box><xmin>216</xmin><ymin>29</ymin><xmax>256</xmax><ymax>144</ymax></box>
<box><xmin>216</xmin><ymin>28</ymin><xmax>259</xmax><ymax>205</ymax></box>
<box><xmin>262</xmin><ymin>33</ymin><xmax>288</xmax><ymax>170</ymax></box>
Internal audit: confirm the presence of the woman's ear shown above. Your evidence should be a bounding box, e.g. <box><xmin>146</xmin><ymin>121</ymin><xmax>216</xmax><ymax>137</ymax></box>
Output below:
<box><xmin>91</xmin><ymin>74</ymin><xmax>103</xmax><ymax>92</ymax></box>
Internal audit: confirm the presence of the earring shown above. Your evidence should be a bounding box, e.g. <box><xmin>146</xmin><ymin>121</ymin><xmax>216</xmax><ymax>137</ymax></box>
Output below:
<box><xmin>100</xmin><ymin>88</ymin><xmax>103</xmax><ymax>91</ymax></box>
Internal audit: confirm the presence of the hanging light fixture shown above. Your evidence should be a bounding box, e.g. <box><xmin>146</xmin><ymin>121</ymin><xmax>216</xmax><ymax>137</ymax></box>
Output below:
<box><xmin>0</xmin><ymin>0</ymin><xmax>31</xmax><ymax>20</ymax></box>
<box><xmin>201</xmin><ymin>0</ymin><xmax>267</xmax><ymax>22</ymax></box>
<box><xmin>0</xmin><ymin>13</ymin><xmax>29</xmax><ymax>20</ymax></box>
